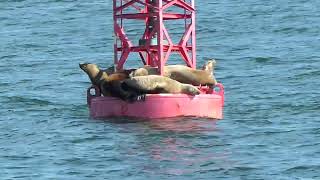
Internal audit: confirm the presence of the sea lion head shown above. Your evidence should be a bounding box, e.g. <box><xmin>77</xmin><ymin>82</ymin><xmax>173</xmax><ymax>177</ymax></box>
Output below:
<box><xmin>202</xmin><ymin>59</ymin><xmax>218</xmax><ymax>85</ymax></box>
<box><xmin>79</xmin><ymin>63</ymin><xmax>104</xmax><ymax>85</ymax></box>
<box><xmin>129</xmin><ymin>67</ymin><xmax>149</xmax><ymax>78</ymax></box>
<box><xmin>181</xmin><ymin>84</ymin><xmax>201</xmax><ymax>95</ymax></box>
<box><xmin>202</xmin><ymin>59</ymin><xmax>216</xmax><ymax>74</ymax></box>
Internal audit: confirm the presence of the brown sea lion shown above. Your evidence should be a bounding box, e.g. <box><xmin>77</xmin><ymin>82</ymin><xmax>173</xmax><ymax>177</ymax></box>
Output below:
<box><xmin>79</xmin><ymin>63</ymin><xmax>200</xmax><ymax>102</ymax></box>
<box><xmin>79</xmin><ymin>63</ymin><xmax>130</xmax><ymax>97</ymax></box>
<box><xmin>130</xmin><ymin>59</ymin><xmax>217</xmax><ymax>86</ymax></box>
<box><xmin>122</xmin><ymin>75</ymin><xmax>201</xmax><ymax>95</ymax></box>
<box><xmin>79</xmin><ymin>63</ymin><xmax>108</xmax><ymax>86</ymax></box>
<box><xmin>103</xmin><ymin>65</ymin><xmax>136</xmax><ymax>76</ymax></box>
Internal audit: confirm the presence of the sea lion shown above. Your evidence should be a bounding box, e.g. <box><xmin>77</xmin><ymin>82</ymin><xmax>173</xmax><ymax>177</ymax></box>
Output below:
<box><xmin>79</xmin><ymin>63</ymin><xmax>108</xmax><ymax>86</ymax></box>
<box><xmin>80</xmin><ymin>63</ymin><xmax>201</xmax><ymax>102</ymax></box>
<box><xmin>79</xmin><ymin>63</ymin><xmax>130</xmax><ymax>97</ymax></box>
<box><xmin>104</xmin><ymin>65</ymin><xmax>136</xmax><ymax>76</ymax></box>
<box><xmin>122</xmin><ymin>75</ymin><xmax>201</xmax><ymax>95</ymax></box>
<box><xmin>130</xmin><ymin>59</ymin><xmax>217</xmax><ymax>86</ymax></box>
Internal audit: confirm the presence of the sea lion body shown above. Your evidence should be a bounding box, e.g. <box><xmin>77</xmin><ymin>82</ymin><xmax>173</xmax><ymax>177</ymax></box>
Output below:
<box><xmin>104</xmin><ymin>65</ymin><xmax>136</xmax><ymax>76</ymax></box>
<box><xmin>79</xmin><ymin>63</ymin><xmax>130</xmax><ymax>97</ymax></box>
<box><xmin>80</xmin><ymin>63</ymin><xmax>200</xmax><ymax>102</ymax></box>
<box><xmin>130</xmin><ymin>60</ymin><xmax>217</xmax><ymax>86</ymax></box>
<box><xmin>123</xmin><ymin>75</ymin><xmax>201</xmax><ymax>95</ymax></box>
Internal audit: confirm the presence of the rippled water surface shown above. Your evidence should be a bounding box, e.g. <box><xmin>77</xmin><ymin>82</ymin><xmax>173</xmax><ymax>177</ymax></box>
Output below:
<box><xmin>1</xmin><ymin>0</ymin><xmax>320</xmax><ymax>179</ymax></box>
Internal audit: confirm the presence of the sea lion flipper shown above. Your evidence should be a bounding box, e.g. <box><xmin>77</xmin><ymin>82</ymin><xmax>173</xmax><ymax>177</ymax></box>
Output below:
<box><xmin>117</xmin><ymin>81</ymin><xmax>147</xmax><ymax>102</ymax></box>
<box><xmin>180</xmin><ymin>84</ymin><xmax>201</xmax><ymax>95</ymax></box>
<box><xmin>121</xmin><ymin>90</ymin><xmax>146</xmax><ymax>103</ymax></box>
<box><xmin>128</xmin><ymin>94</ymin><xmax>146</xmax><ymax>103</ymax></box>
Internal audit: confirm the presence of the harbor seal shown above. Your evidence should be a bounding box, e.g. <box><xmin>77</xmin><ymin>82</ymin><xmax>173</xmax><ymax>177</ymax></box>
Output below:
<box><xmin>130</xmin><ymin>59</ymin><xmax>217</xmax><ymax>86</ymax></box>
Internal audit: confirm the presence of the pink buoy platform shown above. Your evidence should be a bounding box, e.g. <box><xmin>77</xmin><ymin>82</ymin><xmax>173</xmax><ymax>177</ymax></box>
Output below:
<box><xmin>86</xmin><ymin>0</ymin><xmax>224</xmax><ymax>119</ymax></box>
<box><xmin>87</xmin><ymin>84</ymin><xmax>224</xmax><ymax>119</ymax></box>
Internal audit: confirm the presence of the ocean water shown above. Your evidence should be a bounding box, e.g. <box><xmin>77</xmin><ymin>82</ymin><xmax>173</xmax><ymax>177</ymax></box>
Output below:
<box><xmin>1</xmin><ymin>0</ymin><xmax>320</xmax><ymax>179</ymax></box>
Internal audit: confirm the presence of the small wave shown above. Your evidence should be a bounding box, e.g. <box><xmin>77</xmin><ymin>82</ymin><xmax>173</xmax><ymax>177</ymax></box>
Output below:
<box><xmin>2</xmin><ymin>155</ymin><xmax>34</xmax><ymax>161</ymax></box>
<box><xmin>69</xmin><ymin>135</ymin><xmax>104</xmax><ymax>144</ymax></box>
<box><xmin>0</xmin><ymin>82</ymin><xmax>10</xmax><ymax>87</ymax></box>
<box><xmin>293</xmin><ymin>70</ymin><xmax>320</xmax><ymax>80</ymax></box>
<box><xmin>1</xmin><ymin>96</ymin><xmax>53</xmax><ymax>106</ymax></box>
<box><xmin>272</xmin><ymin>101</ymin><xmax>320</xmax><ymax>114</ymax></box>
<box><xmin>0</xmin><ymin>54</ymin><xmax>18</xmax><ymax>60</ymax></box>
<box><xmin>253</xmin><ymin>57</ymin><xmax>277</xmax><ymax>64</ymax></box>
<box><xmin>233</xmin><ymin>166</ymin><xmax>259</xmax><ymax>171</ymax></box>
<box><xmin>47</xmin><ymin>104</ymin><xmax>89</xmax><ymax>118</ymax></box>
<box><xmin>284</xmin><ymin>165</ymin><xmax>320</xmax><ymax>173</ymax></box>
<box><xmin>273</xmin><ymin>27</ymin><xmax>309</xmax><ymax>34</ymax></box>
<box><xmin>294</xmin><ymin>142</ymin><xmax>320</xmax><ymax>148</ymax></box>
<box><xmin>17</xmin><ymin>43</ymin><xmax>46</xmax><ymax>49</ymax></box>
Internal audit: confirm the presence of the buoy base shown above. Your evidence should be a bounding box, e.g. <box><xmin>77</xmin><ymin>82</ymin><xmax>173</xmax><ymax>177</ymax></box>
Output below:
<box><xmin>87</xmin><ymin>84</ymin><xmax>224</xmax><ymax>120</ymax></box>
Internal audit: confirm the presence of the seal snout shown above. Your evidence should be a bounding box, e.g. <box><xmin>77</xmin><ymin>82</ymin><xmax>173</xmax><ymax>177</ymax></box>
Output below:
<box><xmin>79</xmin><ymin>63</ymin><xmax>89</xmax><ymax>70</ymax></box>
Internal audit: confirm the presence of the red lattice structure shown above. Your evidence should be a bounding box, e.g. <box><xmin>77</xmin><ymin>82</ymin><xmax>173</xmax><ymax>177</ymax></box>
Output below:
<box><xmin>85</xmin><ymin>0</ymin><xmax>224</xmax><ymax>120</ymax></box>
<box><xmin>113</xmin><ymin>0</ymin><xmax>196</xmax><ymax>75</ymax></box>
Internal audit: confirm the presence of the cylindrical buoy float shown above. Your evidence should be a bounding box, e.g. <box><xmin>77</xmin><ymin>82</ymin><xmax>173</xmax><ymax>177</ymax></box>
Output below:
<box><xmin>86</xmin><ymin>0</ymin><xmax>224</xmax><ymax>120</ymax></box>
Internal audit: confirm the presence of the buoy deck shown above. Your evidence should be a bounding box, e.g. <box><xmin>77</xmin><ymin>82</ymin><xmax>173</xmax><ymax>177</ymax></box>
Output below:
<box><xmin>87</xmin><ymin>83</ymin><xmax>224</xmax><ymax>119</ymax></box>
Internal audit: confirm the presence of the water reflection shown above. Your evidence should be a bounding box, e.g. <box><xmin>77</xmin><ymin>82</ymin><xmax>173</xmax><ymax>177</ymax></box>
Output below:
<box><xmin>100</xmin><ymin>117</ymin><xmax>234</xmax><ymax>176</ymax></box>
<box><xmin>140</xmin><ymin>118</ymin><xmax>233</xmax><ymax>176</ymax></box>
<box><xmin>147</xmin><ymin>117</ymin><xmax>218</xmax><ymax>133</ymax></box>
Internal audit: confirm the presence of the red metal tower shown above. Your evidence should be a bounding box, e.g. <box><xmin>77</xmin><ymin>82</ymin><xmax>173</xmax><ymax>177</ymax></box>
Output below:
<box><xmin>113</xmin><ymin>0</ymin><xmax>196</xmax><ymax>75</ymax></box>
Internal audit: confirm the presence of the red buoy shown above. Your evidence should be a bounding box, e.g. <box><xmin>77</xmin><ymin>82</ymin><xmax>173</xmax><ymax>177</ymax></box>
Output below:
<box><xmin>87</xmin><ymin>0</ymin><xmax>224</xmax><ymax>119</ymax></box>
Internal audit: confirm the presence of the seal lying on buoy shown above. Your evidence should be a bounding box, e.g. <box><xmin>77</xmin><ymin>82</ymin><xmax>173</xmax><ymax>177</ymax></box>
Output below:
<box><xmin>130</xmin><ymin>59</ymin><xmax>217</xmax><ymax>86</ymax></box>
<box><xmin>80</xmin><ymin>63</ymin><xmax>200</xmax><ymax>102</ymax></box>
<box><xmin>79</xmin><ymin>63</ymin><xmax>107</xmax><ymax>86</ymax></box>
<box><xmin>79</xmin><ymin>63</ymin><xmax>130</xmax><ymax>97</ymax></box>
<box><xmin>122</xmin><ymin>75</ymin><xmax>201</xmax><ymax>95</ymax></box>
<box><xmin>103</xmin><ymin>65</ymin><xmax>136</xmax><ymax>76</ymax></box>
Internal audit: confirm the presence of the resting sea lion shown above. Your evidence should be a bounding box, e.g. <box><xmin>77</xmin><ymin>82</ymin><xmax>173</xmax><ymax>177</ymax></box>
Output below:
<box><xmin>80</xmin><ymin>63</ymin><xmax>201</xmax><ymax>102</ymax></box>
<box><xmin>122</xmin><ymin>75</ymin><xmax>201</xmax><ymax>95</ymax></box>
<box><xmin>103</xmin><ymin>65</ymin><xmax>136</xmax><ymax>76</ymax></box>
<box><xmin>79</xmin><ymin>63</ymin><xmax>130</xmax><ymax>97</ymax></box>
<box><xmin>130</xmin><ymin>59</ymin><xmax>217</xmax><ymax>86</ymax></box>
<box><xmin>80</xmin><ymin>63</ymin><xmax>107</xmax><ymax>86</ymax></box>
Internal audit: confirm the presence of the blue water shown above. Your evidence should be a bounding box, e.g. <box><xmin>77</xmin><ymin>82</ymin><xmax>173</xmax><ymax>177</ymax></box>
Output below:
<box><xmin>1</xmin><ymin>0</ymin><xmax>320</xmax><ymax>179</ymax></box>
